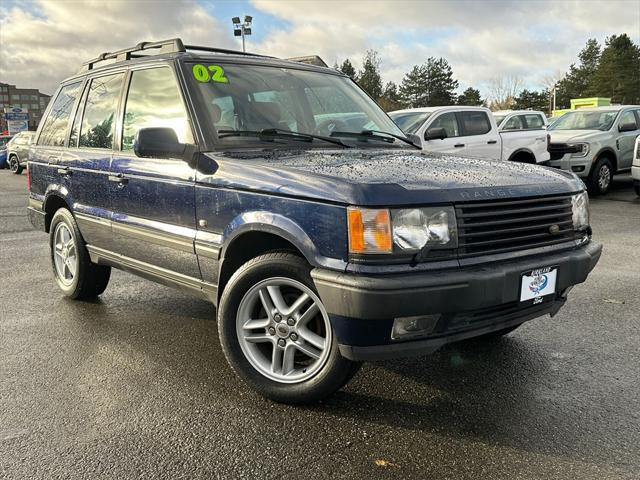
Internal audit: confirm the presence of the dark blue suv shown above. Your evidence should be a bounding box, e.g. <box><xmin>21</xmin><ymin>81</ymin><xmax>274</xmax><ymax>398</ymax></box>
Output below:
<box><xmin>28</xmin><ymin>39</ymin><xmax>602</xmax><ymax>403</ymax></box>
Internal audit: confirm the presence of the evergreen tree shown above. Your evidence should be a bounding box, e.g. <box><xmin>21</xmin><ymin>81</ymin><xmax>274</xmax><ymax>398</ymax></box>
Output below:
<box><xmin>555</xmin><ymin>38</ymin><xmax>601</xmax><ymax>108</ymax></box>
<box><xmin>399</xmin><ymin>64</ymin><xmax>427</xmax><ymax>107</ymax></box>
<box><xmin>399</xmin><ymin>57</ymin><xmax>458</xmax><ymax>107</ymax></box>
<box><xmin>513</xmin><ymin>89</ymin><xmax>549</xmax><ymax>112</ymax></box>
<box><xmin>338</xmin><ymin>59</ymin><xmax>357</xmax><ymax>80</ymax></box>
<box><xmin>457</xmin><ymin>87</ymin><xmax>483</xmax><ymax>106</ymax></box>
<box><xmin>357</xmin><ymin>50</ymin><xmax>383</xmax><ymax>100</ymax></box>
<box><xmin>592</xmin><ymin>34</ymin><xmax>640</xmax><ymax>104</ymax></box>
<box><xmin>378</xmin><ymin>81</ymin><xmax>403</xmax><ymax>112</ymax></box>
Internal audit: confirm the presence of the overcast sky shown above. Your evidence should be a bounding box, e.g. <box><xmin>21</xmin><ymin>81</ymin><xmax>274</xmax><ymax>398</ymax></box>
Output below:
<box><xmin>1</xmin><ymin>0</ymin><xmax>639</xmax><ymax>96</ymax></box>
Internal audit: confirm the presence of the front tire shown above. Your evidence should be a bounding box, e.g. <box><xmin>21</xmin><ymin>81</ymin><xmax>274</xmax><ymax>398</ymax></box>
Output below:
<box><xmin>218</xmin><ymin>252</ymin><xmax>361</xmax><ymax>404</ymax></box>
<box><xmin>49</xmin><ymin>208</ymin><xmax>111</xmax><ymax>299</ymax></box>
<box><xmin>9</xmin><ymin>155</ymin><xmax>23</xmax><ymax>174</ymax></box>
<box><xmin>587</xmin><ymin>158</ymin><xmax>613</xmax><ymax>195</ymax></box>
<box><xmin>634</xmin><ymin>182</ymin><xmax>640</xmax><ymax>196</ymax></box>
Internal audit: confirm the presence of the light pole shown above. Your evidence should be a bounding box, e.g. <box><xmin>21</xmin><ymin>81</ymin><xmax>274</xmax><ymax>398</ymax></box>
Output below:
<box><xmin>232</xmin><ymin>16</ymin><xmax>252</xmax><ymax>52</ymax></box>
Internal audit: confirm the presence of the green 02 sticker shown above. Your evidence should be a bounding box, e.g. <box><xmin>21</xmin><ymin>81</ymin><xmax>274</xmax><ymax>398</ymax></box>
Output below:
<box><xmin>192</xmin><ymin>64</ymin><xmax>229</xmax><ymax>84</ymax></box>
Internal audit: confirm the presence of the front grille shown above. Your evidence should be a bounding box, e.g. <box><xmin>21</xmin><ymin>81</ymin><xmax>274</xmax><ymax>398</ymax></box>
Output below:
<box><xmin>455</xmin><ymin>195</ymin><xmax>576</xmax><ymax>258</ymax></box>
<box><xmin>548</xmin><ymin>142</ymin><xmax>579</xmax><ymax>161</ymax></box>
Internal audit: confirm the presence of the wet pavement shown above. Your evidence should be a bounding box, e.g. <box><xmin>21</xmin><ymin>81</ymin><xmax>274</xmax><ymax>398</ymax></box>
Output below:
<box><xmin>1</xmin><ymin>170</ymin><xmax>639</xmax><ymax>479</ymax></box>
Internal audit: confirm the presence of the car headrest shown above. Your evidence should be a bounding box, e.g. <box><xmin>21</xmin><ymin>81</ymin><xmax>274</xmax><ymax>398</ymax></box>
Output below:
<box><xmin>210</xmin><ymin>103</ymin><xmax>222</xmax><ymax>123</ymax></box>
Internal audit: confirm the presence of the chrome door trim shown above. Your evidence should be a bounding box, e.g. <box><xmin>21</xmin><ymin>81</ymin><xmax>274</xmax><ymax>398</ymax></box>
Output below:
<box><xmin>111</xmin><ymin>221</ymin><xmax>195</xmax><ymax>253</ymax></box>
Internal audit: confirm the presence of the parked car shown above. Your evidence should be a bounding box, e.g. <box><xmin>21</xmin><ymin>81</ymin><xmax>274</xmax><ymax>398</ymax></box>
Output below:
<box><xmin>6</xmin><ymin>130</ymin><xmax>35</xmax><ymax>174</ymax></box>
<box><xmin>547</xmin><ymin>106</ymin><xmax>640</xmax><ymax>195</ymax></box>
<box><xmin>0</xmin><ymin>134</ymin><xmax>13</xmax><ymax>169</ymax></box>
<box><xmin>389</xmin><ymin>106</ymin><xmax>549</xmax><ymax>164</ymax></box>
<box><xmin>633</xmin><ymin>135</ymin><xmax>640</xmax><ymax>196</ymax></box>
<box><xmin>27</xmin><ymin>39</ymin><xmax>602</xmax><ymax>403</ymax></box>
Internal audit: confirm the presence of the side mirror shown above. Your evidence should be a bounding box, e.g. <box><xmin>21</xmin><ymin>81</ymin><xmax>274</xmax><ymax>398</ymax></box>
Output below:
<box><xmin>425</xmin><ymin>127</ymin><xmax>447</xmax><ymax>141</ymax></box>
<box><xmin>618</xmin><ymin>122</ymin><xmax>637</xmax><ymax>133</ymax></box>
<box><xmin>134</xmin><ymin>127</ymin><xmax>187</xmax><ymax>159</ymax></box>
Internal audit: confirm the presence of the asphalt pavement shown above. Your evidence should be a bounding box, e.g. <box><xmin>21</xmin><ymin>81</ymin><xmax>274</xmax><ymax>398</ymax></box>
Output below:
<box><xmin>1</xmin><ymin>169</ymin><xmax>639</xmax><ymax>479</ymax></box>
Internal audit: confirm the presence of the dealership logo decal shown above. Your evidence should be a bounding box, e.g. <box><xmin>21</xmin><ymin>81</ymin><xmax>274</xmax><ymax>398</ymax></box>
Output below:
<box><xmin>528</xmin><ymin>274</ymin><xmax>548</xmax><ymax>295</ymax></box>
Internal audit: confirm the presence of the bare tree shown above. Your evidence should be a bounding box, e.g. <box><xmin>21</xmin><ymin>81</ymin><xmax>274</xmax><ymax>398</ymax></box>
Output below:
<box><xmin>487</xmin><ymin>75</ymin><xmax>524</xmax><ymax>110</ymax></box>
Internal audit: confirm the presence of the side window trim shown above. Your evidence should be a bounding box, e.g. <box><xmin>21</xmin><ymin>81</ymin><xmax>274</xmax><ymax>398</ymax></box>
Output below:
<box><xmin>67</xmin><ymin>78</ymin><xmax>90</xmax><ymax>148</ymax></box>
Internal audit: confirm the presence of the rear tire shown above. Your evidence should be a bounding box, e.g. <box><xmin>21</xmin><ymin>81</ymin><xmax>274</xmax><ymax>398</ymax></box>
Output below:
<box><xmin>218</xmin><ymin>252</ymin><xmax>361</xmax><ymax>404</ymax></box>
<box><xmin>9</xmin><ymin>155</ymin><xmax>23</xmax><ymax>174</ymax></box>
<box><xmin>634</xmin><ymin>182</ymin><xmax>640</xmax><ymax>196</ymax></box>
<box><xmin>587</xmin><ymin>158</ymin><xmax>613</xmax><ymax>195</ymax></box>
<box><xmin>49</xmin><ymin>208</ymin><xmax>111</xmax><ymax>299</ymax></box>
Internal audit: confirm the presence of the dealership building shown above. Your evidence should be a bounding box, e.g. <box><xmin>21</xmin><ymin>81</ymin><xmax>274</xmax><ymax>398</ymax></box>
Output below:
<box><xmin>0</xmin><ymin>82</ymin><xmax>51</xmax><ymax>133</ymax></box>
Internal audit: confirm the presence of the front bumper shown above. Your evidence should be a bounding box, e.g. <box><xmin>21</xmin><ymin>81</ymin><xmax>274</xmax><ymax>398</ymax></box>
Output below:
<box><xmin>548</xmin><ymin>153</ymin><xmax>592</xmax><ymax>177</ymax></box>
<box><xmin>312</xmin><ymin>241</ymin><xmax>602</xmax><ymax>361</ymax></box>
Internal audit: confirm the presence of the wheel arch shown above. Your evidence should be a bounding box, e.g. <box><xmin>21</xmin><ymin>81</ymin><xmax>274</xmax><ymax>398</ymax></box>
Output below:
<box><xmin>508</xmin><ymin>148</ymin><xmax>536</xmax><ymax>163</ymax></box>
<box><xmin>43</xmin><ymin>188</ymin><xmax>73</xmax><ymax>233</ymax></box>
<box><xmin>593</xmin><ymin>147</ymin><xmax>617</xmax><ymax>172</ymax></box>
<box><xmin>216</xmin><ymin>211</ymin><xmax>341</xmax><ymax>300</ymax></box>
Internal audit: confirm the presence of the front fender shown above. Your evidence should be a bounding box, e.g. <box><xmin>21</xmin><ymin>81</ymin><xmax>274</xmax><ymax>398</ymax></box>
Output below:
<box><xmin>221</xmin><ymin>211</ymin><xmax>347</xmax><ymax>271</ymax></box>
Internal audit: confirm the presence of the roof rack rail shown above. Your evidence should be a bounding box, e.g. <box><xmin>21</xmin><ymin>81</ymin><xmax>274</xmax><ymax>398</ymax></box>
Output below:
<box><xmin>80</xmin><ymin>38</ymin><xmax>186</xmax><ymax>72</ymax></box>
<box><xmin>79</xmin><ymin>38</ymin><xmax>273</xmax><ymax>73</ymax></box>
<box><xmin>183</xmin><ymin>44</ymin><xmax>271</xmax><ymax>58</ymax></box>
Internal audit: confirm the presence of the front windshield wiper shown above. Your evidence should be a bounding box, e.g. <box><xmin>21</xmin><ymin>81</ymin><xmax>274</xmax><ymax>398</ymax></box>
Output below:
<box><xmin>217</xmin><ymin>128</ymin><xmax>351</xmax><ymax>148</ymax></box>
<box><xmin>330</xmin><ymin>129</ymin><xmax>420</xmax><ymax>148</ymax></box>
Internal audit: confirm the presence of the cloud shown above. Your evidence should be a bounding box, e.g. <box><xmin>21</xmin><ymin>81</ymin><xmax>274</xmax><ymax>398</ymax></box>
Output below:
<box><xmin>0</xmin><ymin>0</ymin><xmax>638</xmax><ymax>98</ymax></box>
<box><xmin>250</xmin><ymin>0</ymin><xmax>640</xmax><ymax>92</ymax></box>
<box><xmin>0</xmin><ymin>0</ymin><xmax>234</xmax><ymax>94</ymax></box>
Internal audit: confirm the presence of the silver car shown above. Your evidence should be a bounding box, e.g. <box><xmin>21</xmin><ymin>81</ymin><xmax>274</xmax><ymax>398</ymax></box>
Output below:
<box><xmin>7</xmin><ymin>131</ymin><xmax>35</xmax><ymax>174</ymax></box>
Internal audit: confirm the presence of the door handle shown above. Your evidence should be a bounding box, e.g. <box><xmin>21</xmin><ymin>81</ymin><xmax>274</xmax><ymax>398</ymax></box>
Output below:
<box><xmin>487</xmin><ymin>140</ymin><xmax>498</xmax><ymax>144</ymax></box>
<box><xmin>108</xmin><ymin>174</ymin><xmax>128</xmax><ymax>186</ymax></box>
<box><xmin>454</xmin><ymin>143</ymin><xmax>465</xmax><ymax>148</ymax></box>
<box><xmin>57</xmin><ymin>167</ymin><xmax>72</xmax><ymax>176</ymax></box>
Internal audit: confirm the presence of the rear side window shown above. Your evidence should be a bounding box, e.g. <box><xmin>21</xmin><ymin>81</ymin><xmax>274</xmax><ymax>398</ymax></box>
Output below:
<box><xmin>502</xmin><ymin>115</ymin><xmax>524</xmax><ymax>130</ymax></box>
<box><xmin>78</xmin><ymin>73</ymin><xmax>125</xmax><ymax>150</ymax></box>
<box><xmin>37</xmin><ymin>82</ymin><xmax>82</xmax><ymax>147</ymax></box>
<box><xmin>460</xmin><ymin>111</ymin><xmax>491</xmax><ymax>135</ymax></box>
<box><xmin>524</xmin><ymin>114</ymin><xmax>544</xmax><ymax>129</ymax></box>
<box><xmin>122</xmin><ymin>67</ymin><xmax>194</xmax><ymax>150</ymax></box>
<box><xmin>430</xmin><ymin>112</ymin><xmax>460</xmax><ymax>137</ymax></box>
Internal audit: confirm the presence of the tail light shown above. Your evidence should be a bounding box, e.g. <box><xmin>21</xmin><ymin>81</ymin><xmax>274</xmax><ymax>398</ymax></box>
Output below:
<box><xmin>546</xmin><ymin>134</ymin><xmax>550</xmax><ymax>151</ymax></box>
<box><xmin>27</xmin><ymin>166</ymin><xmax>31</xmax><ymax>190</ymax></box>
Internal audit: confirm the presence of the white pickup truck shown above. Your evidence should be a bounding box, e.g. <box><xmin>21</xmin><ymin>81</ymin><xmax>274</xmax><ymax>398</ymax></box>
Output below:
<box><xmin>389</xmin><ymin>106</ymin><xmax>550</xmax><ymax>164</ymax></box>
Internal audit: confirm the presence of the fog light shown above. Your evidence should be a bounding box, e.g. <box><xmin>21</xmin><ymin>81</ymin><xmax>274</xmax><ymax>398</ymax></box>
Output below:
<box><xmin>571</xmin><ymin>166</ymin><xmax>585</xmax><ymax>172</ymax></box>
<box><xmin>391</xmin><ymin>314</ymin><xmax>440</xmax><ymax>341</ymax></box>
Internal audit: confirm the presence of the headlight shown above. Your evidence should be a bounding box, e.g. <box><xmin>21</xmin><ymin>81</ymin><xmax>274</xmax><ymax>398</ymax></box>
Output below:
<box><xmin>569</xmin><ymin>143</ymin><xmax>589</xmax><ymax>158</ymax></box>
<box><xmin>571</xmin><ymin>191</ymin><xmax>589</xmax><ymax>229</ymax></box>
<box><xmin>347</xmin><ymin>206</ymin><xmax>457</xmax><ymax>254</ymax></box>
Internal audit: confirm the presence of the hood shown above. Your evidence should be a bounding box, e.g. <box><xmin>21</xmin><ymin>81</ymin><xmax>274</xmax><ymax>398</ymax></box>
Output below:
<box><xmin>199</xmin><ymin>148</ymin><xmax>584</xmax><ymax>205</ymax></box>
<box><xmin>548</xmin><ymin>129</ymin><xmax>606</xmax><ymax>143</ymax></box>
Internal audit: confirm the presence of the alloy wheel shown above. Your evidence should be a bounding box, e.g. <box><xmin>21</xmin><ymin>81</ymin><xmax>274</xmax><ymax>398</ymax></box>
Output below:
<box><xmin>236</xmin><ymin>277</ymin><xmax>332</xmax><ymax>383</ymax></box>
<box><xmin>53</xmin><ymin>223</ymin><xmax>78</xmax><ymax>286</ymax></box>
<box><xmin>598</xmin><ymin>164</ymin><xmax>611</xmax><ymax>191</ymax></box>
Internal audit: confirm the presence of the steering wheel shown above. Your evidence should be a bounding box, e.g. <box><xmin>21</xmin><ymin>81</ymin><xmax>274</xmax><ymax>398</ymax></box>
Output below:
<box><xmin>313</xmin><ymin>119</ymin><xmax>350</xmax><ymax>137</ymax></box>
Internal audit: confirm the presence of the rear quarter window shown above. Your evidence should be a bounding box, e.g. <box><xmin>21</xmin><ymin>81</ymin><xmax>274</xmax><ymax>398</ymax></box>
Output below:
<box><xmin>37</xmin><ymin>82</ymin><xmax>82</xmax><ymax>147</ymax></box>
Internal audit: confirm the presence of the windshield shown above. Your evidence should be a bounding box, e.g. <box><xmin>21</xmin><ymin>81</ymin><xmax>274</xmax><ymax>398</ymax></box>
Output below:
<box><xmin>388</xmin><ymin>111</ymin><xmax>433</xmax><ymax>134</ymax></box>
<box><xmin>493</xmin><ymin>115</ymin><xmax>506</xmax><ymax>127</ymax></box>
<box><xmin>548</xmin><ymin>110</ymin><xmax>619</xmax><ymax>131</ymax></box>
<box><xmin>188</xmin><ymin>63</ymin><xmax>404</xmax><ymax>145</ymax></box>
